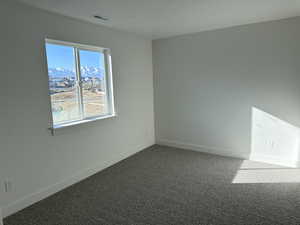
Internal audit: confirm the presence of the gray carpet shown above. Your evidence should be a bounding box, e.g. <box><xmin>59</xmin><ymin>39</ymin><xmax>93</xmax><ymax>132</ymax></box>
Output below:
<box><xmin>4</xmin><ymin>145</ymin><xmax>300</xmax><ymax>225</ymax></box>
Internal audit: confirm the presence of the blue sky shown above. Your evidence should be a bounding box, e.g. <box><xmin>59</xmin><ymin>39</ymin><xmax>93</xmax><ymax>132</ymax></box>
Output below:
<box><xmin>46</xmin><ymin>43</ymin><xmax>105</xmax><ymax>70</ymax></box>
<box><xmin>80</xmin><ymin>49</ymin><xmax>105</xmax><ymax>69</ymax></box>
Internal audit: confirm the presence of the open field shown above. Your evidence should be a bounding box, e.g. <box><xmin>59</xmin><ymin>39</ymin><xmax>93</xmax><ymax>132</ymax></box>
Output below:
<box><xmin>51</xmin><ymin>89</ymin><xmax>107</xmax><ymax>123</ymax></box>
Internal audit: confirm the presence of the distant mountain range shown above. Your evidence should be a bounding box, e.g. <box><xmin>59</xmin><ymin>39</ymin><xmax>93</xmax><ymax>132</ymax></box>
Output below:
<box><xmin>48</xmin><ymin>66</ymin><xmax>104</xmax><ymax>78</ymax></box>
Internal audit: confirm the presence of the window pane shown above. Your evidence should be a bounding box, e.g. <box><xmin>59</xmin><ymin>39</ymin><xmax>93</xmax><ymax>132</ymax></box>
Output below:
<box><xmin>79</xmin><ymin>50</ymin><xmax>108</xmax><ymax>118</ymax></box>
<box><xmin>46</xmin><ymin>43</ymin><xmax>81</xmax><ymax>124</ymax></box>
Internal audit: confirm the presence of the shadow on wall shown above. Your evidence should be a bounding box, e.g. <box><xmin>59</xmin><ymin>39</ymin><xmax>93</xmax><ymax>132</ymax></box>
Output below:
<box><xmin>233</xmin><ymin>107</ymin><xmax>300</xmax><ymax>184</ymax></box>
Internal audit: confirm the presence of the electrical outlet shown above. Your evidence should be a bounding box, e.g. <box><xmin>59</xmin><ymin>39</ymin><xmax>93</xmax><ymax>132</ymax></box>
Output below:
<box><xmin>0</xmin><ymin>207</ymin><xmax>3</xmax><ymax>225</ymax></box>
<box><xmin>4</xmin><ymin>180</ymin><xmax>13</xmax><ymax>193</ymax></box>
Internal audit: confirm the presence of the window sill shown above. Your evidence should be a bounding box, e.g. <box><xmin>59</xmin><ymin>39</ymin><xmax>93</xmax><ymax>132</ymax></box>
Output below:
<box><xmin>49</xmin><ymin>114</ymin><xmax>117</xmax><ymax>132</ymax></box>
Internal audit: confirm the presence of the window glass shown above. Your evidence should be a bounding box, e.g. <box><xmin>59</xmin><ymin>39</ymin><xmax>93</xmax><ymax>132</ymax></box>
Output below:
<box><xmin>79</xmin><ymin>50</ymin><xmax>108</xmax><ymax>118</ymax></box>
<box><xmin>46</xmin><ymin>43</ymin><xmax>81</xmax><ymax>124</ymax></box>
<box><xmin>45</xmin><ymin>40</ymin><xmax>115</xmax><ymax>128</ymax></box>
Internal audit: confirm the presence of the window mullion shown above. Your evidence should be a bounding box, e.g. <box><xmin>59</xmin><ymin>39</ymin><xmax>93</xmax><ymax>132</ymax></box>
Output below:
<box><xmin>74</xmin><ymin>48</ymin><xmax>84</xmax><ymax>119</ymax></box>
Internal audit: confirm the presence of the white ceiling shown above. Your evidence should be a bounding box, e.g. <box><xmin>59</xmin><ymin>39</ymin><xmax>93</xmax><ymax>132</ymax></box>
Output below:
<box><xmin>18</xmin><ymin>0</ymin><xmax>300</xmax><ymax>39</ymax></box>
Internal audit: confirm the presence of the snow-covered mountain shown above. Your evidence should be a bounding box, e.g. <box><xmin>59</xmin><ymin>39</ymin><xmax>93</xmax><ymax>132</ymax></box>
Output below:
<box><xmin>48</xmin><ymin>66</ymin><xmax>104</xmax><ymax>78</ymax></box>
<box><xmin>80</xmin><ymin>66</ymin><xmax>103</xmax><ymax>77</ymax></box>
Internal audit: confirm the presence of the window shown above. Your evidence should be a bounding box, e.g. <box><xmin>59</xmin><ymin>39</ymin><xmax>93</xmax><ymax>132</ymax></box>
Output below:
<box><xmin>45</xmin><ymin>39</ymin><xmax>115</xmax><ymax>129</ymax></box>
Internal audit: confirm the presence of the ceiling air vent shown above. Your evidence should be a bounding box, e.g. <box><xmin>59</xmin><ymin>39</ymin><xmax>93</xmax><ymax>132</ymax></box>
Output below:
<box><xmin>94</xmin><ymin>15</ymin><xmax>109</xmax><ymax>21</ymax></box>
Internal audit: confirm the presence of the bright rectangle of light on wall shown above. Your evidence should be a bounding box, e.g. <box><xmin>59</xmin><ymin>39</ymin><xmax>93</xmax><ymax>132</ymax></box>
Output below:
<box><xmin>250</xmin><ymin>107</ymin><xmax>300</xmax><ymax>168</ymax></box>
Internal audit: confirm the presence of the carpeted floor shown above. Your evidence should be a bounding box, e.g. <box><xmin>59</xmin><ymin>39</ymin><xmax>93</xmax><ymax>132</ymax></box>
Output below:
<box><xmin>4</xmin><ymin>145</ymin><xmax>300</xmax><ymax>225</ymax></box>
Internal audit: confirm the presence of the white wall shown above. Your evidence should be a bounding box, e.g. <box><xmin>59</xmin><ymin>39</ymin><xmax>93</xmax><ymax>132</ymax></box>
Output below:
<box><xmin>0</xmin><ymin>0</ymin><xmax>154</xmax><ymax>217</ymax></box>
<box><xmin>153</xmin><ymin>17</ymin><xmax>300</xmax><ymax>160</ymax></box>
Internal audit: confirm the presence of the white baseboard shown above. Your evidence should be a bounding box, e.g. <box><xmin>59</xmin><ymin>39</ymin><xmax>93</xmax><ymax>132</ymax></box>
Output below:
<box><xmin>2</xmin><ymin>144</ymin><xmax>154</xmax><ymax>218</ymax></box>
<box><xmin>157</xmin><ymin>139</ymin><xmax>300</xmax><ymax>168</ymax></box>
<box><xmin>250</xmin><ymin>153</ymin><xmax>300</xmax><ymax>168</ymax></box>
<box><xmin>157</xmin><ymin>139</ymin><xmax>249</xmax><ymax>160</ymax></box>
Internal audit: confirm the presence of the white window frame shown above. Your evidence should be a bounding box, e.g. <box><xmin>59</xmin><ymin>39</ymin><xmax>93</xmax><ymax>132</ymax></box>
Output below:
<box><xmin>45</xmin><ymin>39</ymin><xmax>116</xmax><ymax>131</ymax></box>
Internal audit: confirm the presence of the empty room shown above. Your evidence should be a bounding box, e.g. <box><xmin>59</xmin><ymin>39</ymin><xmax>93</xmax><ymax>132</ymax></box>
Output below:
<box><xmin>1</xmin><ymin>0</ymin><xmax>300</xmax><ymax>224</ymax></box>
